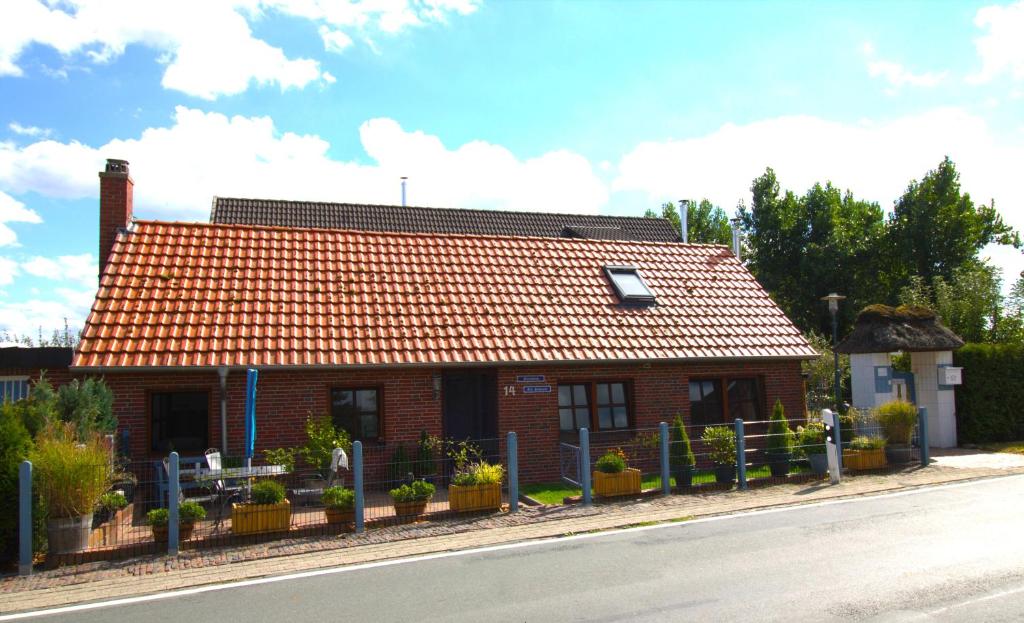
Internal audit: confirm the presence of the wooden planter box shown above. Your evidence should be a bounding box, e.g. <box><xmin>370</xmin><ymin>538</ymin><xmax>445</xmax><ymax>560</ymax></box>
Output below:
<box><xmin>231</xmin><ymin>500</ymin><xmax>291</xmax><ymax>535</ymax></box>
<box><xmin>393</xmin><ymin>500</ymin><xmax>429</xmax><ymax>517</ymax></box>
<box><xmin>843</xmin><ymin>448</ymin><xmax>887</xmax><ymax>470</ymax></box>
<box><xmin>325</xmin><ymin>508</ymin><xmax>355</xmax><ymax>526</ymax></box>
<box><xmin>449</xmin><ymin>482</ymin><xmax>502</xmax><ymax>512</ymax></box>
<box><xmin>593</xmin><ymin>468</ymin><xmax>642</xmax><ymax>497</ymax></box>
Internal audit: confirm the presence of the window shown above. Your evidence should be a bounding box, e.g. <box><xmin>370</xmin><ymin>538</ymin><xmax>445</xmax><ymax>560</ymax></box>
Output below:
<box><xmin>0</xmin><ymin>377</ymin><xmax>29</xmax><ymax>403</ymax></box>
<box><xmin>331</xmin><ymin>388</ymin><xmax>380</xmax><ymax>441</ymax></box>
<box><xmin>558</xmin><ymin>384</ymin><xmax>590</xmax><ymax>432</ymax></box>
<box><xmin>151</xmin><ymin>391</ymin><xmax>209</xmax><ymax>453</ymax></box>
<box><xmin>688</xmin><ymin>377</ymin><xmax>763</xmax><ymax>425</ymax></box>
<box><xmin>559</xmin><ymin>382</ymin><xmax>632</xmax><ymax>431</ymax></box>
<box><xmin>604</xmin><ymin>266</ymin><xmax>655</xmax><ymax>304</ymax></box>
<box><xmin>596</xmin><ymin>382</ymin><xmax>630</xmax><ymax>430</ymax></box>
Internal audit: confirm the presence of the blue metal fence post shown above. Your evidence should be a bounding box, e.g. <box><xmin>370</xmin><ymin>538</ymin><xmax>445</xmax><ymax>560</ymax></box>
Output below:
<box><xmin>507</xmin><ymin>431</ymin><xmax>519</xmax><ymax>513</ymax></box>
<box><xmin>354</xmin><ymin>441</ymin><xmax>364</xmax><ymax>533</ymax></box>
<box><xmin>734</xmin><ymin>419</ymin><xmax>747</xmax><ymax>490</ymax></box>
<box><xmin>19</xmin><ymin>460</ymin><xmax>32</xmax><ymax>576</ymax></box>
<box><xmin>168</xmin><ymin>452</ymin><xmax>180</xmax><ymax>555</ymax></box>
<box><xmin>659</xmin><ymin>422</ymin><xmax>671</xmax><ymax>496</ymax></box>
<box><xmin>918</xmin><ymin>407</ymin><xmax>930</xmax><ymax>467</ymax></box>
<box><xmin>580</xmin><ymin>428</ymin><xmax>592</xmax><ymax>507</ymax></box>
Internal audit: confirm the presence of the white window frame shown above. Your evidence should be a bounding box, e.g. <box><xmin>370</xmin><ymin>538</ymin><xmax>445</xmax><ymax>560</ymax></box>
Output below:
<box><xmin>0</xmin><ymin>376</ymin><xmax>30</xmax><ymax>403</ymax></box>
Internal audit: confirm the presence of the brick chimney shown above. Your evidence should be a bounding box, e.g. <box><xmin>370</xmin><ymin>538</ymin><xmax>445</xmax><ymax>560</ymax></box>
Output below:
<box><xmin>98</xmin><ymin>158</ymin><xmax>133</xmax><ymax>274</ymax></box>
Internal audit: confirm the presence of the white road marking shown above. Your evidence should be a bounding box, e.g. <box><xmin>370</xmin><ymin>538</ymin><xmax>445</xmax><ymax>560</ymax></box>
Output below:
<box><xmin>3</xmin><ymin>474</ymin><xmax>1021</xmax><ymax>621</ymax></box>
<box><xmin>928</xmin><ymin>583</ymin><xmax>1024</xmax><ymax>614</ymax></box>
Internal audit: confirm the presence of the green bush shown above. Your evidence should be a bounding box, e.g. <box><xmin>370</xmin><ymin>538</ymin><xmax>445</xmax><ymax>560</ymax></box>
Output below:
<box><xmin>701</xmin><ymin>426</ymin><xmax>736</xmax><ymax>465</ymax></box>
<box><xmin>766</xmin><ymin>400</ymin><xmax>795</xmax><ymax>455</ymax></box>
<box><xmin>98</xmin><ymin>491</ymin><xmax>128</xmax><ymax>512</ymax></box>
<box><xmin>850</xmin><ymin>436</ymin><xmax>886</xmax><ymax>451</ymax></box>
<box><xmin>321</xmin><ymin>486</ymin><xmax>354</xmax><ymax>511</ymax></box>
<box><xmin>876</xmin><ymin>400</ymin><xmax>917</xmax><ymax>445</ymax></box>
<box><xmin>56</xmin><ymin>378</ymin><xmax>115</xmax><ymax>438</ymax></box>
<box><xmin>0</xmin><ymin>402</ymin><xmax>35</xmax><ymax>562</ymax></box>
<box><xmin>146</xmin><ymin>508</ymin><xmax>169</xmax><ymax>526</ymax></box>
<box><xmin>954</xmin><ymin>343</ymin><xmax>1024</xmax><ymax>443</ymax></box>
<box><xmin>389</xmin><ymin>479</ymin><xmax>435</xmax><ymax>502</ymax></box>
<box><xmin>669</xmin><ymin>416</ymin><xmax>695</xmax><ymax>468</ymax></box>
<box><xmin>31</xmin><ymin>423</ymin><xmax>112</xmax><ymax>518</ymax></box>
<box><xmin>386</xmin><ymin>445</ymin><xmax>414</xmax><ymax>484</ymax></box>
<box><xmin>249</xmin><ymin>479</ymin><xmax>286</xmax><ymax>505</ymax></box>
<box><xmin>452</xmin><ymin>460</ymin><xmax>505</xmax><ymax>486</ymax></box>
<box><xmin>795</xmin><ymin>421</ymin><xmax>826</xmax><ymax>457</ymax></box>
<box><xmin>415</xmin><ymin>430</ymin><xmax>436</xmax><ymax>477</ymax></box>
<box><xmin>263</xmin><ymin>447</ymin><xmax>296</xmax><ymax>473</ymax></box>
<box><xmin>594</xmin><ymin>449</ymin><xmax>627</xmax><ymax>474</ymax></box>
<box><xmin>146</xmin><ymin>501</ymin><xmax>206</xmax><ymax>526</ymax></box>
<box><xmin>299</xmin><ymin>415</ymin><xmax>351</xmax><ymax>478</ymax></box>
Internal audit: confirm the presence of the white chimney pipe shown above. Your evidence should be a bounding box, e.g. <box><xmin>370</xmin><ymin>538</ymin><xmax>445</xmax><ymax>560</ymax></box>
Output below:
<box><xmin>679</xmin><ymin>199</ymin><xmax>689</xmax><ymax>243</ymax></box>
<box><xmin>400</xmin><ymin>177</ymin><xmax>408</xmax><ymax>207</ymax></box>
<box><xmin>730</xmin><ymin>217</ymin><xmax>742</xmax><ymax>259</ymax></box>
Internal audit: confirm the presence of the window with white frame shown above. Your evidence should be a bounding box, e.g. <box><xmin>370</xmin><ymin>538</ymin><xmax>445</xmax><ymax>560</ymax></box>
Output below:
<box><xmin>0</xmin><ymin>377</ymin><xmax>30</xmax><ymax>403</ymax></box>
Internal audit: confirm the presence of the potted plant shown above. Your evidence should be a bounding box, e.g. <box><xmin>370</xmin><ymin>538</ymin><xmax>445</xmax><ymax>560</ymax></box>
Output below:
<box><xmin>232</xmin><ymin>479</ymin><xmax>291</xmax><ymax>535</ymax></box>
<box><xmin>147</xmin><ymin>500</ymin><xmax>207</xmax><ymax>544</ymax></box>
<box><xmin>30</xmin><ymin>424</ymin><xmax>112</xmax><ymax>554</ymax></box>
<box><xmin>702</xmin><ymin>426</ymin><xmax>737</xmax><ymax>485</ymax></box>
<box><xmin>796</xmin><ymin>421</ymin><xmax>828</xmax><ymax>476</ymax></box>
<box><xmin>389</xmin><ymin>479</ymin><xmax>435</xmax><ymax>517</ymax></box>
<box><xmin>765</xmin><ymin>400</ymin><xmax>795</xmax><ymax>478</ymax></box>
<box><xmin>298</xmin><ymin>415</ymin><xmax>351</xmax><ymax>488</ymax></box>
<box><xmin>876</xmin><ymin>400</ymin><xmax>917</xmax><ymax>464</ymax></box>
<box><xmin>843</xmin><ymin>436</ymin><xmax>888</xmax><ymax>470</ymax></box>
<box><xmin>93</xmin><ymin>491</ymin><xmax>128</xmax><ymax>528</ymax></box>
<box><xmin>322</xmin><ymin>486</ymin><xmax>355</xmax><ymax>527</ymax></box>
<box><xmin>592</xmin><ymin>448</ymin><xmax>642</xmax><ymax>497</ymax></box>
<box><xmin>670</xmin><ymin>416</ymin><xmax>696</xmax><ymax>489</ymax></box>
<box><xmin>450</xmin><ymin>460</ymin><xmax>505</xmax><ymax>512</ymax></box>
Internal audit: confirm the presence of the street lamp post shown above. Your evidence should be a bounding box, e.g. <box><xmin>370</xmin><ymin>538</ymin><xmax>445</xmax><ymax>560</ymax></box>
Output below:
<box><xmin>821</xmin><ymin>293</ymin><xmax>846</xmax><ymax>412</ymax></box>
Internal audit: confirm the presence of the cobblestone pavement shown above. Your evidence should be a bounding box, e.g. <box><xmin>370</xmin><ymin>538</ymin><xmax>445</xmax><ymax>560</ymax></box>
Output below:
<box><xmin>2</xmin><ymin>456</ymin><xmax>1022</xmax><ymax>615</ymax></box>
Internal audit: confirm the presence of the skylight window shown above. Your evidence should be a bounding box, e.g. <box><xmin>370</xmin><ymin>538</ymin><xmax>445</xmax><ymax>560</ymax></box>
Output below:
<box><xmin>605</xmin><ymin>266</ymin><xmax>655</xmax><ymax>304</ymax></box>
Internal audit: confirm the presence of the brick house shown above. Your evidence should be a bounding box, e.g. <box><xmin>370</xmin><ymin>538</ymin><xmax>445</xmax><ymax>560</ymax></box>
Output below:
<box><xmin>64</xmin><ymin>159</ymin><xmax>815</xmax><ymax>483</ymax></box>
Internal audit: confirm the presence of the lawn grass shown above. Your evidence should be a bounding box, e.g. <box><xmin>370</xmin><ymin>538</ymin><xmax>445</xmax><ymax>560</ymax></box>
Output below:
<box><xmin>981</xmin><ymin>442</ymin><xmax>1024</xmax><ymax>455</ymax></box>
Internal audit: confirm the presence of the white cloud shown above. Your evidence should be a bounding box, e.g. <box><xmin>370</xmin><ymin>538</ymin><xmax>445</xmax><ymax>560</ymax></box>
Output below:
<box><xmin>0</xmin><ymin>257</ymin><xmax>18</xmax><ymax>286</ymax></box>
<box><xmin>21</xmin><ymin>253</ymin><xmax>96</xmax><ymax>288</ymax></box>
<box><xmin>867</xmin><ymin>60</ymin><xmax>946</xmax><ymax>89</ymax></box>
<box><xmin>0</xmin><ymin>292</ymin><xmax>92</xmax><ymax>337</ymax></box>
<box><xmin>969</xmin><ymin>0</ymin><xmax>1024</xmax><ymax>83</ymax></box>
<box><xmin>8</xmin><ymin>122</ymin><xmax>52</xmax><ymax>138</ymax></box>
<box><xmin>0</xmin><ymin>106</ymin><xmax>608</xmax><ymax>218</ymax></box>
<box><xmin>0</xmin><ymin>190</ymin><xmax>42</xmax><ymax>246</ymax></box>
<box><xmin>0</xmin><ymin>0</ymin><xmax>480</xmax><ymax>98</ymax></box>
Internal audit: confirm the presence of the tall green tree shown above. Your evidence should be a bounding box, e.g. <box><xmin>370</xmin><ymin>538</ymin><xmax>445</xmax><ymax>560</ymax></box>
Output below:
<box><xmin>886</xmin><ymin>157</ymin><xmax>1020</xmax><ymax>288</ymax></box>
<box><xmin>644</xmin><ymin>199</ymin><xmax>732</xmax><ymax>245</ymax></box>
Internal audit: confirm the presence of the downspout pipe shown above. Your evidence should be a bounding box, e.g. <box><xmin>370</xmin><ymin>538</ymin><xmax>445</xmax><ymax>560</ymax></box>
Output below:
<box><xmin>218</xmin><ymin>367</ymin><xmax>228</xmax><ymax>454</ymax></box>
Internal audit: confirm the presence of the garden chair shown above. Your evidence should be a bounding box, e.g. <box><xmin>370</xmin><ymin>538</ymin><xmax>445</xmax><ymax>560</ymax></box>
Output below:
<box><xmin>160</xmin><ymin>457</ymin><xmax>218</xmax><ymax>507</ymax></box>
<box><xmin>203</xmin><ymin>449</ymin><xmax>244</xmax><ymax>530</ymax></box>
<box><xmin>289</xmin><ymin>447</ymin><xmax>348</xmax><ymax>506</ymax></box>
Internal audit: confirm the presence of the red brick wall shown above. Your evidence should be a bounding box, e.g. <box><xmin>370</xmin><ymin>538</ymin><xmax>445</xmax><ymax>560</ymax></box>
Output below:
<box><xmin>0</xmin><ymin>367</ymin><xmax>73</xmax><ymax>390</ymax></box>
<box><xmin>98</xmin><ymin>171</ymin><xmax>133</xmax><ymax>272</ymax></box>
<box><xmin>92</xmin><ymin>360</ymin><xmax>804</xmax><ymax>484</ymax></box>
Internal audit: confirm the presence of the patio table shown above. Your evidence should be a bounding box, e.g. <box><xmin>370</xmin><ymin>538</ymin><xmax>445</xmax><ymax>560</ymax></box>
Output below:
<box><xmin>181</xmin><ymin>465</ymin><xmax>289</xmax><ymax>479</ymax></box>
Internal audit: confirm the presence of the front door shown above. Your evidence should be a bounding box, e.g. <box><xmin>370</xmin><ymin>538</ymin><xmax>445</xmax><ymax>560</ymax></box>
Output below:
<box><xmin>442</xmin><ymin>370</ymin><xmax>498</xmax><ymax>443</ymax></box>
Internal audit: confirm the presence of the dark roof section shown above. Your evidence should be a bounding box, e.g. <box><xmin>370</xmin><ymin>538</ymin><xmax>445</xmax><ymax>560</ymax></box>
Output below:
<box><xmin>836</xmin><ymin>305</ymin><xmax>965</xmax><ymax>354</ymax></box>
<box><xmin>210</xmin><ymin>197</ymin><xmax>682</xmax><ymax>243</ymax></box>
<box><xmin>0</xmin><ymin>347</ymin><xmax>74</xmax><ymax>369</ymax></box>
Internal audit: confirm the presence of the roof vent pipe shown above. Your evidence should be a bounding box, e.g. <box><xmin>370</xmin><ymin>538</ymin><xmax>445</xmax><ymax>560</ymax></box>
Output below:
<box><xmin>730</xmin><ymin>216</ymin><xmax>742</xmax><ymax>259</ymax></box>
<box><xmin>401</xmin><ymin>176</ymin><xmax>408</xmax><ymax>207</ymax></box>
<box><xmin>679</xmin><ymin>199</ymin><xmax>689</xmax><ymax>243</ymax></box>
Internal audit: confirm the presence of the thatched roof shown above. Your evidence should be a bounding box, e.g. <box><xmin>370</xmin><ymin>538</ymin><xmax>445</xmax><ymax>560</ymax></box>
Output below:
<box><xmin>836</xmin><ymin>305</ymin><xmax>965</xmax><ymax>354</ymax></box>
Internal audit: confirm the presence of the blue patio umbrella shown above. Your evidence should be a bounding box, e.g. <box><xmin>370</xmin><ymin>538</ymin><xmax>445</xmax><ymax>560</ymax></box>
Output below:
<box><xmin>243</xmin><ymin>368</ymin><xmax>259</xmax><ymax>461</ymax></box>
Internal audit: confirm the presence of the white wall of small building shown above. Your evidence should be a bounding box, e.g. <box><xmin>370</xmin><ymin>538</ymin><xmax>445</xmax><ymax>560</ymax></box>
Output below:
<box><xmin>910</xmin><ymin>350</ymin><xmax>957</xmax><ymax>448</ymax></box>
<box><xmin>850</xmin><ymin>352</ymin><xmax>891</xmax><ymax>411</ymax></box>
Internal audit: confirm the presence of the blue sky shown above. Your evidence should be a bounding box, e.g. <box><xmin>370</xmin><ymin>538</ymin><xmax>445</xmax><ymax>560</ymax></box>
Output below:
<box><xmin>1</xmin><ymin>0</ymin><xmax>1023</xmax><ymax>337</ymax></box>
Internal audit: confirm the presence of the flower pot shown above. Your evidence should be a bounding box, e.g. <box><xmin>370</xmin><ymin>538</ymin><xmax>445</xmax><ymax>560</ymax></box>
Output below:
<box><xmin>151</xmin><ymin>521</ymin><xmax>196</xmax><ymax>544</ymax></box>
<box><xmin>393</xmin><ymin>500</ymin><xmax>429</xmax><ymax>517</ymax></box>
<box><xmin>231</xmin><ymin>500</ymin><xmax>292</xmax><ymax>535</ymax></box>
<box><xmin>843</xmin><ymin>448</ymin><xmax>887</xmax><ymax>470</ymax></box>
<box><xmin>325</xmin><ymin>508</ymin><xmax>355</xmax><ymax>525</ymax></box>
<box><xmin>885</xmin><ymin>444</ymin><xmax>913</xmax><ymax>465</ymax></box>
<box><xmin>47</xmin><ymin>514</ymin><xmax>92</xmax><ymax>554</ymax></box>
<box><xmin>713</xmin><ymin>464</ymin><xmax>736</xmax><ymax>485</ymax></box>
<box><xmin>673</xmin><ymin>465</ymin><xmax>694</xmax><ymax>489</ymax></box>
<box><xmin>593</xmin><ymin>468</ymin><xmax>642</xmax><ymax>497</ymax></box>
<box><xmin>766</xmin><ymin>451</ymin><xmax>792</xmax><ymax>478</ymax></box>
<box><xmin>449</xmin><ymin>482</ymin><xmax>502</xmax><ymax>512</ymax></box>
<box><xmin>807</xmin><ymin>453</ymin><xmax>828</xmax><ymax>476</ymax></box>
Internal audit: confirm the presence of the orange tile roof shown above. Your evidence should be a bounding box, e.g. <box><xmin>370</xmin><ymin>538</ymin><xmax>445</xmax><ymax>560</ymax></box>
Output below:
<box><xmin>73</xmin><ymin>221</ymin><xmax>816</xmax><ymax>369</ymax></box>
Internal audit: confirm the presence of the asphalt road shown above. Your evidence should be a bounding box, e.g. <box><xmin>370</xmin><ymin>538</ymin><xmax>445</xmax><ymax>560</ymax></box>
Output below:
<box><xmin>15</xmin><ymin>475</ymin><xmax>1024</xmax><ymax>622</ymax></box>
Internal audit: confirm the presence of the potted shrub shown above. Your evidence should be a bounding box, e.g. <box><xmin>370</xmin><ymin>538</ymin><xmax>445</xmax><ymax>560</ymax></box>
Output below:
<box><xmin>876</xmin><ymin>400</ymin><xmax>917</xmax><ymax>464</ymax></box>
<box><xmin>93</xmin><ymin>491</ymin><xmax>128</xmax><ymax>528</ymax></box>
<box><xmin>30</xmin><ymin>424</ymin><xmax>112</xmax><ymax>554</ymax></box>
<box><xmin>796</xmin><ymin>421</ymin><xmax>828</xmax><ymax>476</ymax></box>
<box><xmin>592</xmin><ymin>448</ymin><xmax>641</xmax><ymax>497</ymax></box>
<box><xmin>232</xmin><ymin>479</ymin><xmax>291</xmax><ymax>535</ymax></box>
<box><xmin>669</xmin><ymin>416</ymin><xmax>696</xmax><ymax>489</ymax></box>
<box><xmin>449</xmin><ymin>460</ymin><xmax>505</xmax><ymax>512</ymax></box>
<box><xmin>389</xmin><ymin>479</ymin><xmax>435</xmax><ymax>517</ymax></box>
<box><xmin>765</xmin><ymin>400</ymin><xmax>795</xmax><ymax>478</ymax></box>
<box><xmin>147</xmin><ymin>501</ymin><xmax>206</xmax><ymax>544</ymax></box>
<box><xmin>702</xmin><ymin>426</ymin><xmax>737</xmax><ymax>485</ymax></box>
<box><xmin>843</xmin><ymin>436</ymin><xmax>888</xmax><ymax>470</ymax></box>
<box><xmin>322</xmin><ymin>486</ymin><xmax>355</xmax><ymax>527</ymax></box>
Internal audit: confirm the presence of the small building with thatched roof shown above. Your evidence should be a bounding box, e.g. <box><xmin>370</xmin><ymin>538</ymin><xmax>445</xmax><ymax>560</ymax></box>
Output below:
<box><xmin>837</xmin><ymin>305</ymin><xmax>964</xmax><ymax>448</ymax></box>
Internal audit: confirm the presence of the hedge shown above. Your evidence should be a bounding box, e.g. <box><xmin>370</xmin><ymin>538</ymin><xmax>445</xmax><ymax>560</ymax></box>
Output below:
<box><xmin>954</xmin><ymin>343</ymin><xmax>1024</xmax><ymax>443</ymax></box>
